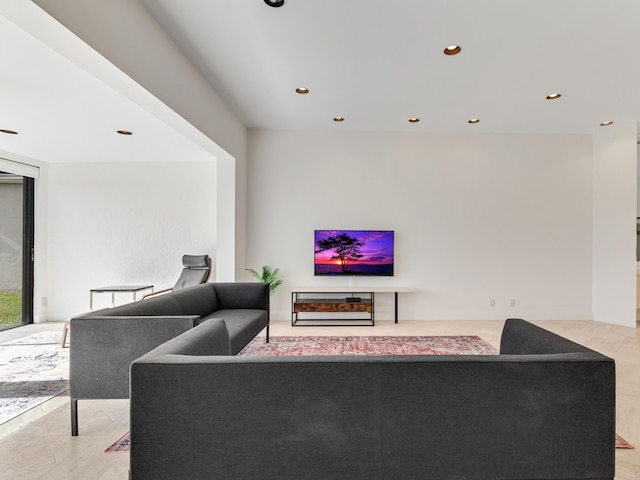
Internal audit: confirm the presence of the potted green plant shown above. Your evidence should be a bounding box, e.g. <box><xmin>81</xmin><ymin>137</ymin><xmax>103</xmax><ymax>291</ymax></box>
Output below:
<box><xmin>245</xmin><ymin>265</ymin><xmax>282</xmax><ymax>296</ymax></box>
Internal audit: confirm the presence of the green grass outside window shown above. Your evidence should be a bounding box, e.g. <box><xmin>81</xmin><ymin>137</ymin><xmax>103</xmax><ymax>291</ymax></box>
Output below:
<box><xmin>0</xmin><ymin>291</ymin><xmax>22</xmax><ymax>328</ymax></box>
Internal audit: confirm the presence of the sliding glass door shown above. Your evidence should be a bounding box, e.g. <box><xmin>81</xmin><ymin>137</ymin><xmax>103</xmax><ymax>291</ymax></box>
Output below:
<box><xmin>0</xmin><ymin>172</ymin><xmax>34</xmax><ymax>330</ymax></box>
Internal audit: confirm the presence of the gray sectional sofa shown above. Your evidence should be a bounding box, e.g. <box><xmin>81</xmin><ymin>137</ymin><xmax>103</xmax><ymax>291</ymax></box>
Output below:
<box><xmin>130</xmin><ymin>318</ymin><xmax>615</xmax><ymax>480</ymax></box>
<box><xmin>69</xmin><ymin>282</ymin><xmax>269</xmax><ymax>436</ymax></box>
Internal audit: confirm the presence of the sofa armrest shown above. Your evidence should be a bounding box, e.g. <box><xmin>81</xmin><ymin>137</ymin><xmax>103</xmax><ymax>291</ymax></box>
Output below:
<box><xmin>70</xmin><ymin>315</ymin><xmax>200</xmax><ymax>399</ymax></box>
<box><xmin>500</xmin><ymin>318</ymin><xmax>610</xmax><ymax>356</ymax></box>
<box><xmin>136</xmin><ymin>318</ymin><xmax>232</xmax><ymax>358</ymax></box>
<box><xmin>212</xmin><ymin>282</ymin><xmax>269</xmax><ymax>310</ymax></box>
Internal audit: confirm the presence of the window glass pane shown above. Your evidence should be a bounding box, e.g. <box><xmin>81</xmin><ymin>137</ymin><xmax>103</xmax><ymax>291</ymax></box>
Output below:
<box><xmin>0</xmin><ymin>172</ymin><xmax>24</xmax><ymax>329</ymax></box>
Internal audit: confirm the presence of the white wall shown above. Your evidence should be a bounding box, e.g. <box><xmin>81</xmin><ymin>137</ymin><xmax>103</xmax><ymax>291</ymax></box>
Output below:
<box><xmin>592</xmin><ymin>124</ymin><xmax>637</xmax><ymax>327</ymax></box>
<box><xmin>637</xmin><ymin>143</ymin><xmax>640</xmax><ymax>214</ymax></box>
<box><xmin>247</xmin><ymin>130</ymin><xmax>593</xmax><ymax>321</ymax></box>
<box><xmin>45</xmin><ymin>161</ymin><xmax>216</xmax><ymax>320</ymax></box>
<box><xmin>33</xmin><ymin>0</ymin><xmax>248</xmax><ymax>280</ymax></box>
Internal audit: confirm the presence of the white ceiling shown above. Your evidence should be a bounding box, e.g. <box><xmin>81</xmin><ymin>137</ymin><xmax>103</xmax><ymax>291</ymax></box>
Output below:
<box><xmin>1</xmin><ymin>0</ymin><xmax>640</xmax><ymax>168</ymax></box>
<box><xmin>0</xmin><ymin>4</ymin><xmax>214</xmax><ymax>164</ymax></box>
<box><xmin>140</xmin><ymin>0</ymin><xmax>640</xmax><ymax>134</ymax></box>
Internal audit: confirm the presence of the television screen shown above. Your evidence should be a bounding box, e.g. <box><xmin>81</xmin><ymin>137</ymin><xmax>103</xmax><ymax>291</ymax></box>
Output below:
<box><xmin>314</xmin><ymin>230</ymin><xmax>394</xmax><ymax>276</ymax></box>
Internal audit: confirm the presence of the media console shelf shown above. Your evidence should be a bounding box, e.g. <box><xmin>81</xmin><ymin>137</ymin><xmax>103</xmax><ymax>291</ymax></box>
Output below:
<box><xmin>291</xmin><ymin>287</ymin><xmax>415</xmax><ymax>326</ymax></box>
<box><xmin>292</xmin><ymin>292</ymin><xmax>375</xmax><ymax>326</ymax></box>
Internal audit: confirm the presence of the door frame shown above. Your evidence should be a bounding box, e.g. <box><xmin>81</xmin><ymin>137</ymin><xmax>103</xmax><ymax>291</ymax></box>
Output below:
<box><xmin>21</xmin><ymin>176</ymin><xmax>35</xmax><ymax>325</ymax></box>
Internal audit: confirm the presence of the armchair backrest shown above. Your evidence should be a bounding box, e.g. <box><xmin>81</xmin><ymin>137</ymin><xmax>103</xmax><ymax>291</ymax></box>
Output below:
<box><xmin>173</xmin><ymin>254</ymin><xmax>212</xmax><ymax>290</ymax></box>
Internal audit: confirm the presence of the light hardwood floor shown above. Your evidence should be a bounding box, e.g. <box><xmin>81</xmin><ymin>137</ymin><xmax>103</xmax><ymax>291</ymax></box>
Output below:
<box><xmin>0</xmin><ymin>319</ymin><xmax>638</xmax><ymax>480</ymax></box>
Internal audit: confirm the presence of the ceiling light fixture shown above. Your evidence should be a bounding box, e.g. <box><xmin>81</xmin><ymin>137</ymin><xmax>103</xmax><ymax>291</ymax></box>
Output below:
<box><xmin>0</xmin><ymin>129</ymin><xmax>18</xmax><ymax>135</ymax></box>
<box><xmin>443</xmin><ymin>45</ymin><xmax>462</xmax><ymax>56</ymax></box>
<box><xmin>264</xmin><ymin>0</ymin><xmax>285</xmax><ymax>7</ymax></box>
<box><xmin>468</xmin><ymin>118</ymin><xmax>480</xmax><ymax>124</ymax></box>
<box><xmin>117</xmin><ymin>130</ymin><xmax>133</xmax><ymax>135</ymax></box>
<box><xmin>408</xmin><ymin>118</ymin><xmax>420</xmax><ymax>123</ymax></box>
<box><xmin>599</xmin><ymin>121</ymin><xmax>614</xmax><ymax>126</ymax></box>
<box><xmin>546</xmin><ymin>93</ymin><xmax>562</xmax><ymax>100</ymax></box>
<box><xmin>295</xmin><ymin>87</ymin><xmax>309</xmax><ymax>94</ymax></box>
<box><xmin>333</xmin><ymin>117</ymin><xmax>344</xmax><ymax>122</ymax></box>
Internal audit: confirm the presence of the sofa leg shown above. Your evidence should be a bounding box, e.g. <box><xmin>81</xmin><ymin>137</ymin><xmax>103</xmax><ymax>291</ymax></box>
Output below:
<box><xmin>266</xmin><ymin>324</ymin><xmax>269</xmax><ymax>343</ymax></box>
<box><xmin>71</xmin><ymin>397</ymin><xmax>78</xmax><ymax>436</ymax></box>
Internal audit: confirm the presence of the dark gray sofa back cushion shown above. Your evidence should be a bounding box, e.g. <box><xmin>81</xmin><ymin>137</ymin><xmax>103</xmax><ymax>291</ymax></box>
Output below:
<box><xmin>212</xmin><ymin>282</ymin><xmax>269</xmax><ymax>310</ymax></box>
<box><xmin>94</xmin><ymin>283</ymin><xmax>218</xmax><ymax>318</ymax></box>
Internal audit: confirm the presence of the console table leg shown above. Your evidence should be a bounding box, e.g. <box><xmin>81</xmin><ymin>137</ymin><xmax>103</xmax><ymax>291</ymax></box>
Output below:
<box><xmin>395</xmin><ymin>291</ymin><xmax>399</xmax><ymax>323</ymax></box>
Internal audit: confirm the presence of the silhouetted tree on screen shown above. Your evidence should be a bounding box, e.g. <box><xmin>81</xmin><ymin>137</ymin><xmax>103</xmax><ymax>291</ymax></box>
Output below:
<box><xmin>315</xmin><ymin>233</ymin><xmax>364</xmax><ymax>273</ymax></box>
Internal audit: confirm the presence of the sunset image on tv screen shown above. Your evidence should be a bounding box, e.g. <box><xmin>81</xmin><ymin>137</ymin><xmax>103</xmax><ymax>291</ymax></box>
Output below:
<box><xmin>314</xmin><ymin>230</ymin><xmax>394</xmax><ymax>276</ymax></box>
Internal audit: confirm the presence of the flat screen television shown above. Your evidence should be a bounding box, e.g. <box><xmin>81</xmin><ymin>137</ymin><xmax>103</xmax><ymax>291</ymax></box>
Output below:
<box><xmin>314</xmin><ymin>230</ymin><xmax>394</xmax><ymax>276</ymax></box>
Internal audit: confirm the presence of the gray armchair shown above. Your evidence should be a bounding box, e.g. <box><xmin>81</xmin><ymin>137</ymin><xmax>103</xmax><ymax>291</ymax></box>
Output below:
<box><xmin>142</xmin><ymin>254</ymin><xmax>212</xmax><ymax>299</ymax></box>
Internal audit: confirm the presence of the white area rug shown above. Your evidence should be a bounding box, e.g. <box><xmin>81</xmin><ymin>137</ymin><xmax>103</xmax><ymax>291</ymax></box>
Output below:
<box><xmin>0</xmin><ymin>331</ymin><xmax>69</xmax><ymax>425</ymax></box>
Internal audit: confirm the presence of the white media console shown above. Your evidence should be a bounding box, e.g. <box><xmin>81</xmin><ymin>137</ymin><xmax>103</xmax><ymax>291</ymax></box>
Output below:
<box><xmin>291</xmin><ymin>286</ymin><xmax>416</xmax><ymax>326</ymax></box>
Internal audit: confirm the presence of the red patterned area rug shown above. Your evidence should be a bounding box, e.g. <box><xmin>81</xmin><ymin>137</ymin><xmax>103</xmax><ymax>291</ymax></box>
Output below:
<box><xmin>238</xmin><ymin>335</ymin><xmax>498</xmax><ymax>356</ymax></box>
<box><xmin>105</xmin><ymin>431</ymin><xmax>130</xmax><ymax>453</ymax></box>
<box><xmin>107</xmin><ymin>432</ymin><xmax>634</xmax><ymax>453</ymax></box>
<box><xmin>616</xmin><ymin>434</ymin><xmax>634</xmax><ymax>449</ymax></box>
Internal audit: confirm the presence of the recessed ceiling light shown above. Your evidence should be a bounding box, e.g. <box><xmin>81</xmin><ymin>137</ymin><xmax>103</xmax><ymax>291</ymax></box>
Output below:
<box><xmin>295</xmin><ymin>87</ymin><xmax>309</xmax><ymax>94</ymax></box>
<box><xmin>264</xmin><ymin>0</ymin><xmax>285</xmax><ymax>7</ymax></box>
<box><xmin>333</xmin><ymin>117</ymin><xmax>344</xmax><ymax>122</ymax></box>
<box><xmin>468</xmin><ymin>118</ymin><xmax>480</xmax><ymax>124</ymax></box>
<box><xmin>443</xmin><ymin>45</ymin><xmax>462</xmax><ymax>56</ymax></box>
<box><xmin>599</xmin><ymin>121</ymin><xmax>614</xmax><ymax>127</ymax></box>
<box><xmin>117</xmin><ymin>130</ymin><xmax>133</xmax><ymax>135</ymax></box>
<box><xmin>408</xmin><ymin>118</ymin><xmax>420</xmax><ymax>123</ymax></box>
<box><xmin>0</xmin><ymin>129</ymin><xmax>18</xmax><ymax>135</ymax></box>
<box><xmin>546</xmin><ymin>93</ymin><xmax>562</xmax><ymax>100</ymax></box>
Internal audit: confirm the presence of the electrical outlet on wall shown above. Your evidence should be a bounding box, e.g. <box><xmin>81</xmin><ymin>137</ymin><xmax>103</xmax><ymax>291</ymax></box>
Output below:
<box><xmin>490</xmin><ymin>299</ymin><xmax>496</xmax><ymax>307</ymax></box>
<box><xmin>41</xmin><ymin>297</ymin><xmax>48</xmax><ymax>307</ymax></box>
<box><xmin>510</xmin><ymin>299</ymin><xmax>516</xmax><ymax>307</ymax></box>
